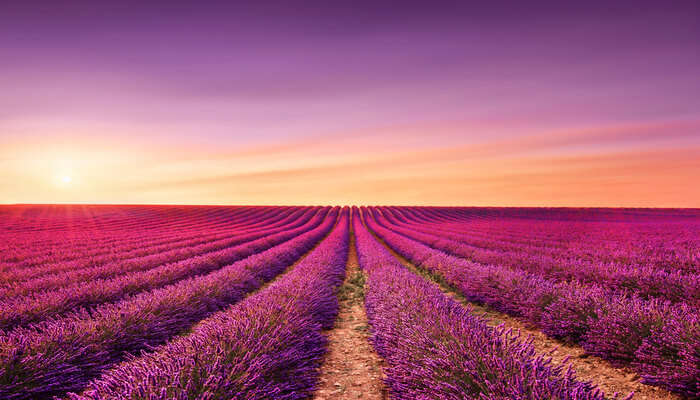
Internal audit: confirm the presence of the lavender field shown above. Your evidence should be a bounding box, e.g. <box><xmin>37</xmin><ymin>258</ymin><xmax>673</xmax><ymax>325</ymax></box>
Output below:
<box><xmin>0</xmin><ymin>205</ymin><xmax>698</xmax><ymax>399</ymax></box>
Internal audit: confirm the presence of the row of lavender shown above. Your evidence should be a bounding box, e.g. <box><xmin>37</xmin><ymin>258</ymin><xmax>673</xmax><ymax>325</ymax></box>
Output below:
<box><xmin>387</xmin><ymin>206</ymin><xmax>699</xmax><ymax>274</ymax></box>
<box><xmin>352</xmin><ymin>209</ymin><xmax>611</xmax><ymax>399</ymax></box>
<box><xmin>0</xmin><ymin>205</ymin><xmax>272</xmax><ymax>235</ymax></box>
<box><xmin>375</xmin><ymin>207</ymin><xmax>700</xmax><ymax>304</ymax></box>
<box><xmin>412</xmin><ymin>206</ymin><xmax>699</xmax><ymax>274</ymax></box>
<box><xmin>0</xmin><ymin>205</ymin><xmax>248</xmax><ymax>255</ymax></box>
<box><xmin>426</xmin><ymin>209</ymin><xmax>700</xmax><ymax>273</ymax></box>
<box><xmin>67</xmin><ymin>207</ymin><xmax>350</xmax><ymax>399</ymax></box>
<box><xmin>0</xmin><ymin>206</ymin><xmax>292</xmax><ymax>270</ymax></box>
<box><xmin>0</xmin><ymin>207</ymin><xmax>304</xmax><ymax>288</ymax></box>
<box><xmin>0</xmin><ymin>208</ymin><xmax>325</xmax><ymax>331</ymax></box>
<box><xmin>0</xmin><ymin>208</ymin><xmax>338</xmax><ymax>399</ymax></box>
<box><xmin>365</xmin><ymin>207</ymin><xmax>700</xmax><ymax>397</ymax></box>
<box><xmin>9</xmin><ymin>207</ymin><xmax>289</xmax><ymax>266</ymax></box>
<box><xmin>0</xmin><ymin>207</ymin><xmax>284</xmax><ymax>290</ymax></box>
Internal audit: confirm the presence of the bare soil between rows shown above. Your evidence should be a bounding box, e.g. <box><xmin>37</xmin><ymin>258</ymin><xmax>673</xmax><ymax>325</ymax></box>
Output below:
<box><xmin>313</xmin><ymin>230</ymin><xmax>387</xmax><ymax>400</ymax></box>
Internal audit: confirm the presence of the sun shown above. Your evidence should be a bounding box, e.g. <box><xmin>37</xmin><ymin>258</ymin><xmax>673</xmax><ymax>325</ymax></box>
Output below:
<box><xmin>55</xmin><ymin>174</ymin><xmax>73</xmax><ymax>187</ymax></box>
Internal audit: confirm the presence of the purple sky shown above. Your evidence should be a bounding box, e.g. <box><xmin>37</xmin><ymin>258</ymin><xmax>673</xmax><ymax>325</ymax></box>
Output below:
<box><xmin>1</xmin><ymin>1</ymin><xmax>699</xmax><ymax>205</ymax></box>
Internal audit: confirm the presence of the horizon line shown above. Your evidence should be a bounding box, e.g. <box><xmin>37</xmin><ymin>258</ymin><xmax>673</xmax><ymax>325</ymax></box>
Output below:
<box><xmin>2</xmin><ymin>202</ymin><xmax>699</xmax><ymax>210</ymax></box>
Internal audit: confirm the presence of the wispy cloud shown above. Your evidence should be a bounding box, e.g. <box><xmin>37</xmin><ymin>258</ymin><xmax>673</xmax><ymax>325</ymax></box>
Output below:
<box><xmin>1</xmin><ymin>1</ymin><xmax>698</xmax><ymax>206</ymax></box>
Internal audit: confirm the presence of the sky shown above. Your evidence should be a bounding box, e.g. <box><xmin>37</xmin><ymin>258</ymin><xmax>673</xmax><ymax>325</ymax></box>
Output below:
<box><xmin>1</xmin><ymin>1</ymin><xmax>699</xmax><ymax>206</ymax></box>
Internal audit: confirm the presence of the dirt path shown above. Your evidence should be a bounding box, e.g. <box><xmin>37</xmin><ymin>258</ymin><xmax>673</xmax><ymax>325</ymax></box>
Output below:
<box><xmin>369</xmin><ymin>229</ymin><xmax>681</xmax><ymax>400</ymax></box>
<box><xmin>313</xmin><ymin>228</ymin><xmax>387</xmax><ymax>400</ymax></box>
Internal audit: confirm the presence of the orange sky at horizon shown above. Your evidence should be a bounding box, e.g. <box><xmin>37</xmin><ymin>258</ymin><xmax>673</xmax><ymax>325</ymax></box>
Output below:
<box><xmin>2</xmin><ymin>119</ymin><xmax>699</xmax><ymax>208</ymax></box>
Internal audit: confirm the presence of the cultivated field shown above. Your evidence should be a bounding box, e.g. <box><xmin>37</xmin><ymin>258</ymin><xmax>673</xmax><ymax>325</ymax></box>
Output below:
<box><xmin>0</xmin><ymin>205</ymin><xmax>698</xmax><ymax>399</ymax></box>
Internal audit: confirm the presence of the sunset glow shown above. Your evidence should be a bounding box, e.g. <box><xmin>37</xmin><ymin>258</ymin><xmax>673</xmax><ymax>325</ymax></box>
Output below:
<box><xmin>1</xmin><ymin>1</ymin><xmax>698</xmax><ymax>206</ymax></box>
